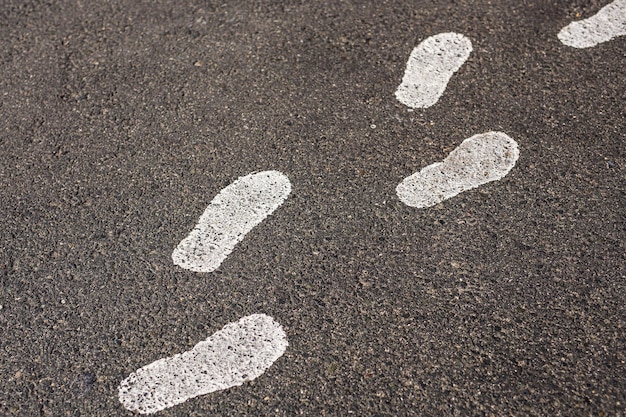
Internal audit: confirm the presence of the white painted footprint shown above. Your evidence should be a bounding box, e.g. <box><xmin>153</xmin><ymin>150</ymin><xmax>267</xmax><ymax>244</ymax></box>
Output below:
<box><xmin>395</xmin><ymin>32</ymin><xmax>473</xmax><ymax>109</ymax></box>
<box><xmin>558</xmin><ymin>0</ymin><xmax>626</xmax><ymax>48</ymax></box>
<box><xmin>118</xmin><ymin>314</ymin><xmax>288</xmax><ymax>414</ymax></box>
<box><xmin>172</xmin><ymin>170</ymin><xmax>291</xmax><ymax>272</ymax></box>
<box><xmin>396</xmin><ymin>131</ymin><xmax>519</xmax><ymax>208</ymax></box>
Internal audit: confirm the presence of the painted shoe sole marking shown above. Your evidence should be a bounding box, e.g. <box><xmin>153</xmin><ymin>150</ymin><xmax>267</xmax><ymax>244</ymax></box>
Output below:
<box><xmin>395</xmin><ymin>32</ymin><xmax>472</xmax><ymax>109</ymax></box>
<box><xmin>118</xmin><ymin>314</ymin><xmax>288</xmax><ymax>414</ymax></box>
<box><xmin>172</xmin><ymin>170</ymin><xmax>292</xmax><ymax>272</ymax></box>
<box><xmin>396</xmin><ymin>131</ymin><xmax>519</xmax><ymax>208</ymax></box>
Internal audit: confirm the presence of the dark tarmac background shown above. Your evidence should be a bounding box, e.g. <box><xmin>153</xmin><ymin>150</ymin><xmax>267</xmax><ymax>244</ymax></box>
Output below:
<box><xmin>1</xmin><ymin>0</ymin><xmax>625</xmax><ymax>415</ymax></box>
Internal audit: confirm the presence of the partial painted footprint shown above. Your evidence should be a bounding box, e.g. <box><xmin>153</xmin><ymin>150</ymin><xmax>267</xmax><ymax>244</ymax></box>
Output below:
<box><xmin>396</xmin><ymin>131</ymin><xmax>519</xmax><ymax>208</ymax></box>
<box><xmin>118</xmin><ymin>314</ymin><xmax>288</xmax><ymax>414</ymax></box>
<box><xmin>558</xmin><ymin>0</ymin><xmax>626</xmax><ymax>48</ymax></box>
<box><xmin>172</xmin><ymin>170</ymin><xmax>291</xmax><ymax>272</ymax></box>
<box><xmin>395</xmin><ymin>32</ymin><xmax>472</xmax><ymax>109</ymax></box>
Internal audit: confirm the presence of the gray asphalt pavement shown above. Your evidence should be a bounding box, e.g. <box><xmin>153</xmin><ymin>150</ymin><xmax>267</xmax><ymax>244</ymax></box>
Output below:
<box><xmin>1</xmin><ymin>0</ymin><xmax>625</xmax><ymax>415</ymax></box>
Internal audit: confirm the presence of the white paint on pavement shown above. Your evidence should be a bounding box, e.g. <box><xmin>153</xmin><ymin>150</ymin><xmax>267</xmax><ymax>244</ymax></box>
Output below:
<box><xmin>172</xmin><ymin>171</ymin><xmax>291</xmax><ymax>272</ymax></box>
<box><xmin>395</xmin><ymin>32</ymin><xmax>472</xmax><ymax>109</ymax></box>
<box><xmin>396</xmin><ymin>131</ymin><xmax>519</xmax><ymax>208</ymax></box>
<box><xmin>558</xmin><ymin>0</ymin><xmax>626</xmax><ymax>48</ymax></box>
<box><xmin>118</xmin><ymin>314</ymin><xmax>288</xmax><ymax>414</ymax></box>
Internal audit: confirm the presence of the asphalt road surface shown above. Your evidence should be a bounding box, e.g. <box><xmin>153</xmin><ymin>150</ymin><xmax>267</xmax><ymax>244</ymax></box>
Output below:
<box><xmin>1</xmin><ymin>0</ymin><xmax>625</xmax><ymax>416</ymax></box>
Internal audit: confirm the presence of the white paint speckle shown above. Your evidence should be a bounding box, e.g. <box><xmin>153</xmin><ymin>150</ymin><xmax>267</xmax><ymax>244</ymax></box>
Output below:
<box><xmin>396</xmin><ymin>131</ymin><xmax>519</xmax><ymax>208</ymax></box>
<box><xmin>172</xmin><ymin>171</ymin><xmax>291</xmax><ymax>272</ymax></box>
<box><xmin>395</xmin><ymin>32</ymin><xmax>472</xmax><ymax>109</ymax></box>
<box><xmin>118</xmin><ymin>314</ymin><xmax>288</xmax><ymax>415</ymax></box>
<box><xmin>558</xmin><ymin>0</ymin><xmax>626</xmax><ymax>48</ymax></box>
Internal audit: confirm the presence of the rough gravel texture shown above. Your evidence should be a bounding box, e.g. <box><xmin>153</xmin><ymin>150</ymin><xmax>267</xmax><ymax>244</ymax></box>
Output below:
<box><xmin>1</xmin><ymin>0</ymin><xmax>625</xmax><ymax>416</ymax></box>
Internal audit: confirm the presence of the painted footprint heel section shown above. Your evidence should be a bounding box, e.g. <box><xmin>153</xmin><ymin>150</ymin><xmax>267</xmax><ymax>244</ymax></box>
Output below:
<box><xmin>396</xmin><ymin>131</ymin><xmax>519</xmax><ymax>208</ymax></box>
<box><xmin>172</xmin><ymin>170</ymin><xmax>292</xmax><ymax>272</ymax></box>
<box><xmin>395</xmin><ymin>32</ymin><xmax>472</xmax><ymax>109</ymax></box>
<box><xmin>118</xmin><ymin>314</ymin><xmax>288</xmax><ymax>414</ymax></box>
<box><xmin>558</xmin><ymin>0</ymin><xmax>626</xmax><ymax>48</ymax></box>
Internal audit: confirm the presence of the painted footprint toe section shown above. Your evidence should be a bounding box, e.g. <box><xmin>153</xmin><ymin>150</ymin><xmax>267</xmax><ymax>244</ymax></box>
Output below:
<box><xmin>558</xmin><ymin>0</ymin><xmax>626</xmax><ymax>48</ymax></box>
<box><xmin>118</xmin><ymin>314</ymin><xmax>288</xmax><ymax>414</ymax></box>
<box><xmin>395</xmin><ymin>32</ymin><xmax>472</xmax><ymax>109</ymax></box>
<box><xmin>172</xmin><ymin>170</ymin><xmax>291</xmax><ymax>272</ymax></box>
<box><xmin>396</xmin><ymin>132</ymin><xmax>519</xmax><ymax>208</ymax></box>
